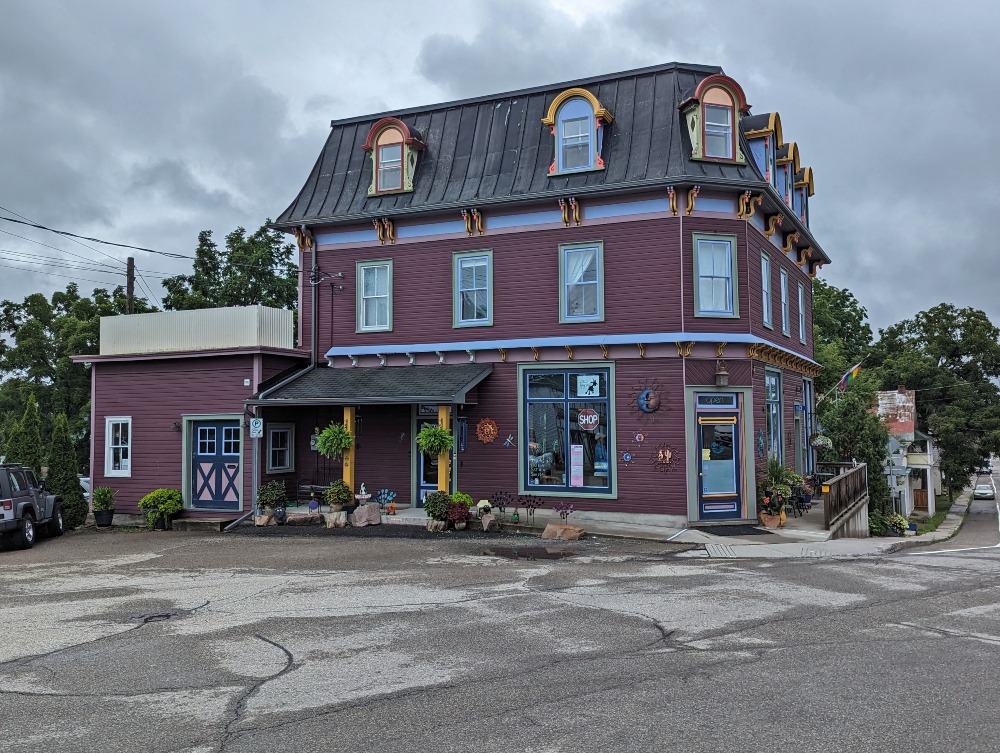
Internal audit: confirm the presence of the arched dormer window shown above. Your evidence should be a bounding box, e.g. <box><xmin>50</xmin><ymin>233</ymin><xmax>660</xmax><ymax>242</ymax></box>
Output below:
<box><xmin>680</xmin><ymin>74</ymin><xmax>750</xmax><ymax>164</ymax></box>
<box><xmin>362</xmin><ymin>117</ymin><xmax>426</xmax><ymax>196</ymax></box>
<box><xmin>542</xmin><ymin>87</ymin><xmax>613</xmax><ymax>176</ymax></box>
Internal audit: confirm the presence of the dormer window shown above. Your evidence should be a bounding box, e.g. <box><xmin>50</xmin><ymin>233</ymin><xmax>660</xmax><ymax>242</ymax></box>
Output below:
<box><xmin>680</xmin><ymin>74</ymin><xmax>749</xmax><ymax>164</ymax></box>
<box><xmin>542</xmin><ymin>87</ymin><xmax>613</xmax><ymax>176</ymax></box>
<box><xmin>362</xmin><ymin>117</ymin><xmax>425</xmax><ymax>196</ymax></box>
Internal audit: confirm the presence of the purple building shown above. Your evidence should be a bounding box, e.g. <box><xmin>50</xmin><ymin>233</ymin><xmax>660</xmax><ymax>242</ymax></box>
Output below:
<box><xmin>82</xmin><ymin>62</ymin><xmax>827</xmax><ymax>528</ymax></box>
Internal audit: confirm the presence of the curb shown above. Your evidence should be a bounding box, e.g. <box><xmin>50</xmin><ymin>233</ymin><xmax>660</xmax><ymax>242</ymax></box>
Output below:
<box><xmin>886</xmin><ymin>493</ymin><xmax>973</xmax><ymax>554</ymax></box>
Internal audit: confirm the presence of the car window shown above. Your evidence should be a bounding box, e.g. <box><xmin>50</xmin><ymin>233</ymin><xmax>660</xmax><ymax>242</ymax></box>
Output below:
<box><xmin>9</xmin><ymin>470</ymin><xmax>28</xmax><ymax>494</ymax></box>
<box><xmin>24</xmin><ymin>470</ymin><xmax>38</xmax><ymax>488</ymax></box>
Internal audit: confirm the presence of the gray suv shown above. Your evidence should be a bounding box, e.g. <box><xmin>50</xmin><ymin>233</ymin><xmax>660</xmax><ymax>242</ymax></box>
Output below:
<box><xmin>0</xmin><ymin>464</ymin><xmax>64</xmax><ymax>549</ymax></box>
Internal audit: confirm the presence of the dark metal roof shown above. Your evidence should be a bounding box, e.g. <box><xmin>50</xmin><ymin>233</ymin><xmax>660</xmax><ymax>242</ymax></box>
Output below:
<box><xmin>251</xmin><ymin>363</ymin><xmax>493</xmax><ymax>405</ymax></box>
<box><xmin>275</xmin><ymin>61</ymin><xmax>770</xmax><ymax>228</ymax></box>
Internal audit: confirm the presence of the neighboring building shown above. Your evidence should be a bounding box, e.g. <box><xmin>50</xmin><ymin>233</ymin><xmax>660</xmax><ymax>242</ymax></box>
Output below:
<box><xmin>877</xmin><ymin>388</ymin><xmax>940</xmax><ymax>517</ymax></box>
<box><xmin>73</xmin><ymin>307</ymin><xmax>305</xmax><ymax>518</ymax></box>
<box><xmin>251</xmin><ymin>61</ymin><xmax>827</xmax><ymax>527</ymax></box>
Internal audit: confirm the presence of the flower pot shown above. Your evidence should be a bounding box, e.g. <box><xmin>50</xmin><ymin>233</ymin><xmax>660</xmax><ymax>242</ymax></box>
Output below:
<box><xmin>153</xmin><ymin>513</ymin><xmax>167</xmax><ymax>531</ymax></box>
<box><xmin>273</xmin><ymin>505</ymin><xmax>287</xmax><ymax>525</ymax></box>
<box><xmin>779</xmin><ymin>510</ymin><xmax>787</xmax><ymax>527</ymax></box>
<box><xmin>759</xmin><ymin>513</ymin><xmax>781</xmax><ymax>529</ymax></box>
<box><xmin>93</xmin><ymin>509</ymin><xmax>114</xmax><ymax>527</ymax></box>
<box><xmin>454</xmin><ymin>521</ymin><xmax>467</xmax><ymax>531</ymax></box>
<box><xmin>331</xmin><ymin>504</ymin><xmax>344</xmax><ymax>512</ymax></box>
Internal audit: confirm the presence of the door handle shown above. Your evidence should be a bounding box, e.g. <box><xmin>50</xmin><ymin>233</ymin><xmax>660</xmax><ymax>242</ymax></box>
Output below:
<box><xmin>226</xmin><ymin>464</ymin><xmax>238</xmax><ymax>470</ymax></box>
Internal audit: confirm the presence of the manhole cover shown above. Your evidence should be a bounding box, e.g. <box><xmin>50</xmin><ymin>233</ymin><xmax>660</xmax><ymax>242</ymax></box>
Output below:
<box><xmin>482</xmin><ymin>547</ymin><xmax>576</xmax><ymax>560</ymax></box>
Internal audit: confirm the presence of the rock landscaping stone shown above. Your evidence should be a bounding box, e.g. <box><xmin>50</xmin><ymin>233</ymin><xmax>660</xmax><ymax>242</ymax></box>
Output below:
<box><xmin>325</xmin><ymin>511</ymin><xmax>349</xmax><ymax>528</ymax></box>
<box><xmin>255</xmin><ymin>512</ymin><xmax>275</xmax><ymax>527</ymax></box>
<box><xmin>481</xmin><ymin>514</ymin><xmax>498</xmax><ymax>532</ymax></box>
<box><xmin>541</xmin><ymin>522</ymin><xmax>585</xmax><ymax>540</ymax></box>
<box><xmin>351</xmin><ymin>503</ymin><xmax>382</xmax><ymax>527</ymax></box>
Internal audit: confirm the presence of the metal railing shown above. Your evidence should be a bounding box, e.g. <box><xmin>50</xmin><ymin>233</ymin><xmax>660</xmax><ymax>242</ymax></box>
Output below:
<box><xmin>823</xmin><ymin>464</ymin><xmax>869</xmax><ymax>529</ymax></box>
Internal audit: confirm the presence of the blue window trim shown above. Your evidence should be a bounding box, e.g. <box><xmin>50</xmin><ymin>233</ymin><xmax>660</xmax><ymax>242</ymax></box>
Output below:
<box><xmin>452</xmin><ymin>249</ymin><xmax>494</xmax><ymax>328</ymax></box>
<box><xmin>558</xmin><ymin>241</ymin><xmax>605</xmax><ymax>323</ymax></box>
<box><xmin>552</xmin><ymin>97</ymin><xmax>599</xmax><ymax>175</ymax></box>
<box><xmin>517</xmin><ymin>362</ymin><xmax>617</xmax><ymax>499</ymax></box>
<box><xmin>693</xmin><ymin>233</ymin><xmax>738</xmax><ymax>318</ymax></box>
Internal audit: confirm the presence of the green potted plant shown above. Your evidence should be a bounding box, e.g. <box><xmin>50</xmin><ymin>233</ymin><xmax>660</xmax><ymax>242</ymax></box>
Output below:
<box><xmin>451</xmin><ymin>491</ymin><xmax>474</xmax><ymax>508</ymax></box>
<box><xmin>315</xmin><ymin>422</ymin><xmax>355</xmax><ymax>460</ymax></box>
<box><xmin>91</xmin><ymin>486</ymin><xmax>116</xmax><ymax>527</ymax></box>
<box><xmin>447</xmin><ymin>502</ymin><xmax>472</xmax><ymax>530</ymax></box>
<box><xmin>137</xmin><ymin>488</ymin><xmax>183</xmax><ymax>530</ymax></box>
<box><xmin>324</xmin><ymin>479</ymin><xmax>354</xmax><ymax>512</ymax></box>
<box><xmin>415</xmin><ymin>425</ymin><xmax>454</xmax><ymax>457</ymax></box>
<box><xmin>257</xmin><ymin>480</ymin><xmax>288</xmax><ymax>522</ymax></box>
<box><xmin>423</xmin><ymin>491</ymin><xmax>452</xmax><ymax>531</ymax></box>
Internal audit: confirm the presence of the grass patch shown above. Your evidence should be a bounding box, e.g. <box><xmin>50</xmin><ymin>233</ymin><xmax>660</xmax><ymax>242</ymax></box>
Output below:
<box><xmin>914</xmin><ymin>493</ymin><xmax>956</xmax><ymax>535</ymax></box>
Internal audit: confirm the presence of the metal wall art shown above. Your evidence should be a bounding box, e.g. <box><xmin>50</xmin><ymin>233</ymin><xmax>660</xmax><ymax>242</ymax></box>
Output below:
<box><xmin>476</xmin><ymin>417</ymin><xmax>499</xmax><ymax>443</ymax></box>
<box><xmin>631</xmin><ymin>381</ymin><xmax>664</xmax><ymax>420</ymax></box>
<box><xmin>651</xmin><ymin>444</ymin><xmax>678</xmax><ymax>472</ymax></box>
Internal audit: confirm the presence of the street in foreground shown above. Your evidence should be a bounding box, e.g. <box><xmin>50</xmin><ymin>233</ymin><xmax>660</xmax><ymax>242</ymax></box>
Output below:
<box><xmin>3</xmin><ymin>524</ymin><xmax>1000</xmax><ymax>753</ymax></box>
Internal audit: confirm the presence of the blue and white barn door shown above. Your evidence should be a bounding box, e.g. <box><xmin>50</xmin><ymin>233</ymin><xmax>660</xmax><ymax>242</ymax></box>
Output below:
<box><xmin>696</xmin><ymin>408</ymin><xmax>743</xmax><ymax>521</ymax></box>
<box><xmin>191</xmin><ymin>420</ymin><xmax>242</xmax><ymax>510</ymax></box>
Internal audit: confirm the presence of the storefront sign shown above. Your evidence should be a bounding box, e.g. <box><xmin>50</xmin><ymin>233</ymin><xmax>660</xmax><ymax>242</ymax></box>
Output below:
<box><xmin>577</xmin><ymin>408</ymin><xmax>600</xmax><ymax>431</ymax></box>
<box><xmin>570</xmin><ymin>444</ymin><xmax>584</xmax><ymax>486</ymax></box>
<box><xmin>576</xmin><ymin>375</ymin><xmax>600</xmax><ymax>397</ymax></box>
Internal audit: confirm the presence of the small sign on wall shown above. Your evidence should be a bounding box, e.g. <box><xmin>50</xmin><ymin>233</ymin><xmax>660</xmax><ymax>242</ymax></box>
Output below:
<box><xmin>576</xmin><ymin>375</ymin><xmax>600</xmax><ymax>397</ymax></box>
<box><xmin>249</xmin><ymin>418</ymin><xmax>263</xmax><ymax>439</ymax></box>
<box><xmin>570</xmin><ymin>444</ymin><xmax>584</xmax><ymax>487</ymax></box>
<box><xmin>417</xmin><ymin>404</ymin><xmax>438</xmax><ymax>417</ymax></box>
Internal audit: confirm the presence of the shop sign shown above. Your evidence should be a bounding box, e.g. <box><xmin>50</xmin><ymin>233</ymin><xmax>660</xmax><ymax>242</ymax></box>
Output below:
<box><xmin>576</xmin><ymin>375</ymin><xmax>601</xmax><ymax>397</ymax></box>
<box><xmin>577</xmin><ymin>408</ymin><xmax>600</xmax><ymax>431</ymax></box>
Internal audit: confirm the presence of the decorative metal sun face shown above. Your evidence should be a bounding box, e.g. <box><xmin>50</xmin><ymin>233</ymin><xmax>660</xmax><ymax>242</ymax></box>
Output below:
<box><xmin>631</xmin><ymin>381</ymin><xmax>665</xmax><ymax>420</ymax></box>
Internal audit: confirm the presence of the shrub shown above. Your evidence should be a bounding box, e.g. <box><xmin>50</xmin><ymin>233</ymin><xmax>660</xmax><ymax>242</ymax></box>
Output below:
<box><xmin>323</xmin><ymin>479</ymin><xmax>354</xmax><ymax>507</ymax></box>
<box><xmin>415</xmin><ymin>425</ymin><xmax>454</xmax><ymax>456</ymax></box>
<box><xmin>138</xmin><ymin>489</ymin><xmax>183</xmax><ymax>529</ymax></box>
<box><xmin>315</xmin><ymin>422</ymin><xmax>354</xmax><ymax>460</ymax></box>
<box><xmin>92</xmin><ymin>486</ymin><xmax>116</xmax><ymax>512</ymax></box>
<box><xmin>256</xmin><ymin>480</ymin><xmax>288</xmax><ymax>509</ymax></box>
<box><xmin>451</xmin><ymin>491</ymin><xmax>474</xmax><ymax>507</ymax></box>
<box><xmin>423</xmin><ymin>491</ymin><xmax>452</xmax><ymax>521</ymax></box>
<box><xmin>46</xmin><ymin>412</ymin><xmax>88</xmax><ymax>529</ymax></box>
<box><xmin>868</xmin><ymin>510</ymin><xmax>888</xmax><ymax>536</ymax></box>
<box><xmin>447</xmin><ymin>502</ymin><xmax>472</xmax><ymax>525</ymax></box>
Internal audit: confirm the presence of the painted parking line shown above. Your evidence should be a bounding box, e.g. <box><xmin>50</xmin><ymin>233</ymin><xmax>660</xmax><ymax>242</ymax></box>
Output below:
<box><xmin>909</xmin><ymin>501</ymin><xmax>1000</xmax><ymax>555</ymax></box>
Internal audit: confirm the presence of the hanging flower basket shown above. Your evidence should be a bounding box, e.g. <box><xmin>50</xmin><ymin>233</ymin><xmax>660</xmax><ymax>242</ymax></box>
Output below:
<box><xmin>810</xmin><ymin>433</ymin><xmax>834</xmax><ymax>451</ymax></box>
<box><xmin>415</xmin><ymin>425</ymin><xmax>454</xmax><ymax>456</ymax></box>
<box><xmin>315</xmin><ymin>422</ymin><xmax>354</xmax><ymax>460</ymax></box>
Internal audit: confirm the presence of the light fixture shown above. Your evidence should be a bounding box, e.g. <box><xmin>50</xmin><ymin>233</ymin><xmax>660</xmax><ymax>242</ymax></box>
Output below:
<box><xmin>714</xmin><ymin>360</ymin><xmax>729</xmax><ymax>387</ymax></box>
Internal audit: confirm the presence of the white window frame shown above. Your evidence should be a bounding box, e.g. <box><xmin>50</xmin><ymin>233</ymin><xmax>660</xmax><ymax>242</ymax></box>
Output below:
<box><xmin>693</xmin><ymin>234</ymin><xmax>738</xmax><ymax>317</ymax></box>
<box><xmin>780</xmin><ymin>269</ymin><xmax>790</xmax><ymax>336</ymax></box>
<box><xmin>105</xmin><ymin>416</ymin><xmax>132</xmax><ymax>478</ymax></box>
<box><xmin>377</xmin><ymin>142</ymin><xmax>402</xmax><ymax>192</ymax></box>
<box><xmin>453</xmin><ymin>250</ymin><xmax>493</xmax><ymax>327</ymax></box>
<box><xmin>356</xmin><ymin>259</ymin><xmax>393</xmax><ymax>333</ymax></box>
<box><xmin>798</xmin><ymin>282</ymin><xmax>807</xmax><ymax>343</ymax></box>
<box><xmin>266</xmin><ymin>424</ymin><xmax>295</xmax><ymax>474</ymax></box>
<box><xmin>555</xmin><ymin>98</ymin><xmax>596</xmax><ymax>173</ymax></box>
<box><xmin>558</xmin><ymin>241</ymin><xmax>604</xmax><ymax>323</ymax></box>
<box><xmin>704</xmin><ymin>104</ymin><xmax>733</xmax><ymax>159</ymax></box>
<box><xmin>761</xmin><ymin>252</ymin><xmax>772</xmax><ymax>328</ymax></box>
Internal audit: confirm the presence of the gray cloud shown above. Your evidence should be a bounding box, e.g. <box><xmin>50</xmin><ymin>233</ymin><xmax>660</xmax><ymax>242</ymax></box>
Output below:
<box><xmin>1</xmin><ymin>0</ymin><xmax>998</xmax><ymax>336</ymax></box>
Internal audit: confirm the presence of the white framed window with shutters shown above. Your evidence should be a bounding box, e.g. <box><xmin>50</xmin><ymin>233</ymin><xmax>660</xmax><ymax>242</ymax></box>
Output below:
<box><xmin>267</xmin><ymin>424</ymin><xmax>295</xmax><ymax>473</ymax></box>
<box><xmin>105</xmin><ymin>416</ymin><xmax>132</xmax><ymax>477</ymax></box>
<box><xmin>356</xmin><ymin>259</ymin><xmax>392</xmax><ymax>332</ymax></box>
<box><xmin>558</xmin><ymin>241</ymin><xmax>604</xmax><ymax>323</ymax></box>
<box><xmin>453</xmin><ymin>250</ymin><xmax>493</xmax><ymax>327</ymax></box>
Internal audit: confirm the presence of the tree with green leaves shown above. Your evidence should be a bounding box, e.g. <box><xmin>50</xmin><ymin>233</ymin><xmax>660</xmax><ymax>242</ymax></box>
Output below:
<box><xmin>0</xmin><ymin>283</ymin><xmax>153</xmax><ymax>471</ymax></box>
<box><xmin>46</xmin><ymin>412</ymin><xmax>88</xmax><ymax>529</ymax></box>
<box><xmin>870</xmin><ymin>303</ymin><xmax>1000</xmax><ymax>496</ymax></box>
<box><xmin>162</xmin><ymin>222</ymin><xmax>297</xmax><ymax>311</ymax></box>
<box><xmin>4</xmin><ymin>393</ymin><xmax>42</xmax><ymax>475</ymax></box>
<box><xmin>811</xmin><ymin>279</ymin><xmax>874</xmax><ymax>395</ymax></box>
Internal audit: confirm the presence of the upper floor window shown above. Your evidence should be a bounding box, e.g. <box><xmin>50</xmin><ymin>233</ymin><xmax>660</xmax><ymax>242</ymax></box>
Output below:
<box><xmin>780</xmin><ymin>269</ymin><xmax>790</xmax><ymax>336</ymax></box>
<box><xmin>761</xmin><ymin>252</ymin><xmax>772</xmax><ymax>328</ymax></box>
<box><xmin>454</xmin><ymin>250</ymin><xmax>493</xmax><ymax>328</ymax></box>
<box><xmin>106</xmin><ymin>416</ymin><xmax>131</xmax><ymax>477</ymax></box>
<box><xmin>542</xmin><ymin>88</ymin><xmax>613</xmax><ymax>176</ymax></box>
<box><xmin>765</xmin><ymin>370</ymin><xmax>782</xmax><ymax>461</ymax></box>
<box><xmin>357</xmin><ymin>259</ymin><xmax>392</xmax><ymax>332</ymax></box>
<box><xmin>559</xmin><ymin>242</ymin><xmax>604</xmax><ymax>323</ymax></box>
<box><xmin>681</xmin><ymin>74</ymin><xmax>749</xmax><ymax>164</ymax></box>
<box><xmin>798</xmin><ymin>282</ymin><xmax>807</xmax><ymax>343</ymax></box>
<box><xmin>693</xmin><ymin>233</ymin><xmax>738</xmax><ymax>318</ymax></box>
<box><xmin>362</xmin><ymin>117</ymin><xmax>425</xmax><ymax>196</ymax></box>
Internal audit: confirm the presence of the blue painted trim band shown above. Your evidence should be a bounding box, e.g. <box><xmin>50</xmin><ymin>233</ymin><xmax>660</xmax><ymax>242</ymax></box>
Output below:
<box><xmin>326</xmin><ymin>332</ymin><xmax>819</xmax><ymax>366</ymax></box>
<box><xmin>586</xmin><ymin>198</ymin><xmax>670</xmax><ymax>219</ymax></box>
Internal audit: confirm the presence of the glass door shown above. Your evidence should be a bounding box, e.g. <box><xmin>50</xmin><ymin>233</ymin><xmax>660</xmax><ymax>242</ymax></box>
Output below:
<box><xmin>696</xmin><ymin>411</ymin><xmax>742</xmax><ymax>520</ymax></box>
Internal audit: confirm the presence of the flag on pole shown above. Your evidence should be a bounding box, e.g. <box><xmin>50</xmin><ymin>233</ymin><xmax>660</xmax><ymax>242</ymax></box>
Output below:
<box><xmin>838</xmin><ymin>361</ymin><xmax>863</xmax><ymax>391</ymax></box>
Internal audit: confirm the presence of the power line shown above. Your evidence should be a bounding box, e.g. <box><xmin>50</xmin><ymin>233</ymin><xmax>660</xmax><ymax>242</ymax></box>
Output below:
<box><xmin>0</xmin><ymin>228</ymin><xmax>122</xmax><ymax>271</ymax></box>
<box><xmin>1</xmin><ymin>248</ymin><xmax>127</xmax><ymax>277</ymax></box>
<box><xmin>0</xmin><ymin>261</ymin><xmax>125</xmax><ymax>287</ymax></box>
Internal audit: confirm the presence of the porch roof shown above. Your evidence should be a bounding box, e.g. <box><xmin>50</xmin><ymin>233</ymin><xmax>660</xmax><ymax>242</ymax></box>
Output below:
<box><xmin>248</xmin><ymin>363</ymin><xmax>493</xmax><ymax>406</ymax></box>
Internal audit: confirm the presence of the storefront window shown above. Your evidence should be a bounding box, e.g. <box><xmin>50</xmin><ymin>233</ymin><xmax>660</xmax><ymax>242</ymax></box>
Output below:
<box><xmin>522</xmin><ymin>368</ymin><xmax>612</xmax><ymax>493</ymax></box>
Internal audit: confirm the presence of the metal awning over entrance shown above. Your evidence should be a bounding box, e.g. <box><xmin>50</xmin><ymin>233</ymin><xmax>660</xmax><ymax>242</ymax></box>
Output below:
<box><xmin>248</xmin><ymin>363</ymin><xmax>493</xmax><ymax>406</ymax></box>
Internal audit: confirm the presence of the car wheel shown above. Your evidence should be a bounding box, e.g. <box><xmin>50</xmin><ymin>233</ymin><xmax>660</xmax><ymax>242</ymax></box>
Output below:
<box><xmin>13</xmin><ymin>515</ymin><xmax>35</xmax><ymax>550</ymax></box>
<box><xmin>47</xmin><ymin>503</ymin><xmax>64</xmax><ymax>537</ymax></box>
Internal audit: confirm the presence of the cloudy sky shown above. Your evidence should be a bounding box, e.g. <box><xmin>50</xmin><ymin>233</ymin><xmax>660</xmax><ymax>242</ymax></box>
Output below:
<box><xmin>0</xmin><ymin>0</ymin><xmax>994</xmax><ymax>332</ymax></box>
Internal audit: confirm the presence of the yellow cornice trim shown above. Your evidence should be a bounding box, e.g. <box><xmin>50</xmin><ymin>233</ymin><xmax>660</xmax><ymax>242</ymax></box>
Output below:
<box><xmin>541</xmin><ymin>87</ymin><xmax>613</xmax><ymax>127</ymax></box>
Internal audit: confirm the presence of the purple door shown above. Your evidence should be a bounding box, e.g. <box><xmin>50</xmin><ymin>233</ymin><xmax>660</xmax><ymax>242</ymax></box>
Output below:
<box><xmin>191</xmin><ymin>420</ymin><xmax>242</xmax><ymax>510</ymax></box>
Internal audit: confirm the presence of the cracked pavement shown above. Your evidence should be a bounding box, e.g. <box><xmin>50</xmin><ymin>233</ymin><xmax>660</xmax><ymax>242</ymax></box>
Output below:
<box><xmin>4</xmin><ymin>526</ymin><xmax>1000</xmax><ymax>752</ymax></box>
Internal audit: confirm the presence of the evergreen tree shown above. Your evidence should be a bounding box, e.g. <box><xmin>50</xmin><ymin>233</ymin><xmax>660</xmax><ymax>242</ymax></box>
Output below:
<box><xmin>3</xmin><ymin>415</ymin><xmax>21</xmax><ymax>464</ymax></box>
<box><xmin>46</xmin><ymin>413</ymin><xmax>87</xmax><ymax>529</ymax></box>
<box><xmin>5</xmin><ymin>394</ymin><xmax>42</xmax><ymax>475</ymax></box>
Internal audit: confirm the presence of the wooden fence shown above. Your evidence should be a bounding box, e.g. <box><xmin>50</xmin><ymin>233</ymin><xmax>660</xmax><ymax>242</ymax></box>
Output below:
<box><xmin>822</xmin><ymin>464</ymin><xmax>870</xmax><ymax>535</ymax></box>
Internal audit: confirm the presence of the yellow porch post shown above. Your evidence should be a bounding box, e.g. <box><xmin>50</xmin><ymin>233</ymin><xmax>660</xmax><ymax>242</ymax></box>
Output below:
<box><xmin>437</xmin><ymin>404</ymin><xmax>451</xmax><ymax>493</ymax></box>
<box><xmin>342</xmin><ymin>406</ymin><xmax>356</xmax><ymax>491</ymax></box>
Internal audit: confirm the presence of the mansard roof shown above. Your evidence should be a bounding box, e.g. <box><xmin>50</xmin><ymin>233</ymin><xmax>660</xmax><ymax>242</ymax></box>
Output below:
<box><xmin>276</xmin><ymin>62</ymin><xmax>767</xmax><ymax>228</ymax></box>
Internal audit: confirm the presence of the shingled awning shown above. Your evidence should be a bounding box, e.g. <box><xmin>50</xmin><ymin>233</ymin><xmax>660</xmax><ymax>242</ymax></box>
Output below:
<box><xmin>248</xmin><ymin>364</ymin><xmax>493</xmax><ymax>406</ymax></box>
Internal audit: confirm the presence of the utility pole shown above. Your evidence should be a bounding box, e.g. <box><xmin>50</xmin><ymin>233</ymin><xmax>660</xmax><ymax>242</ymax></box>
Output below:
<box><xmin>126</xmin><ymin>256</ymin><xmax>135</xmax><ymax>314</ymax></box>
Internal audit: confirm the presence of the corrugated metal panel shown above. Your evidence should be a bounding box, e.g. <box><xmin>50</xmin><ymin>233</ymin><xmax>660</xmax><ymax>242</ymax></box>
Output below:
<box><xmin>100</xmin><ymin>306</ymin><xmax>295</xmax><ymax>355</ymax></box>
